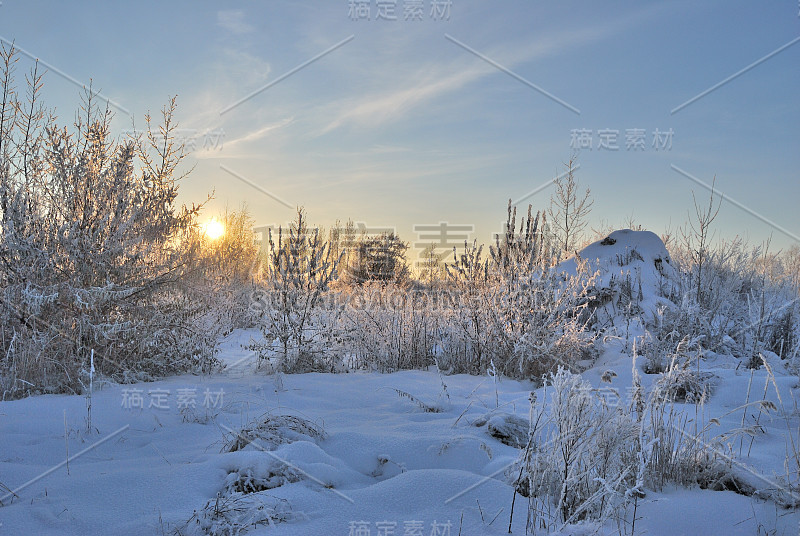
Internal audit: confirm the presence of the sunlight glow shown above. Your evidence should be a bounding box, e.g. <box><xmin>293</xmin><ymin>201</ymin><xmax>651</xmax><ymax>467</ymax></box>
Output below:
<box><xmin>203</xmin><ymin>219</ymin><xmax>225</xmax><ymax>241</ymax></box>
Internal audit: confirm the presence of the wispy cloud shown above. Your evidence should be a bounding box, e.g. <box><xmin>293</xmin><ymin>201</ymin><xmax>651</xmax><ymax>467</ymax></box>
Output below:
<box><xmin>193</xmin><ymin>117</ymin><xmax>294</xmax><ymax>160</ymax></box>
<box><xmin>226</xmin><ymin>117</ymin><xmax>295</xmax><ymax>147</ymax></box>
<box><xmin>317</xmin><ymin>5</ymin><xmax>667</xmax><ymax>134</ymax></box>
<box><xmin>217</xmin><ymin>10</ymin><xmax>255</xmax><ymax>35</ymax></box>
<box><xmin>176</xmin><ymin>48</ymin><xmax>272</xmax><ymax>132</ymax></box>
<box><xmin>370</xmin><ymin>144</ymin><xmax>412</xmax><ymax>154</ymax></box>
<box><xmin>320</xmin><ymin>67</ymin><xmax>490</xmax><ymax>134</ymax></box>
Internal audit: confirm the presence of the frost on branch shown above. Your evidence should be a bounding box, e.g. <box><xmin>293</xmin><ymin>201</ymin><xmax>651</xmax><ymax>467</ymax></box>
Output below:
<box><xmin>0</xmin><ymin>44</ymin><xmax>216</xmax><ymax>398</ymax></box>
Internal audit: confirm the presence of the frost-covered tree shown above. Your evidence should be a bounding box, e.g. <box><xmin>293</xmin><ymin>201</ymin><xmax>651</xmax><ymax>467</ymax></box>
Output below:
<box><xmin>548</xmin><ymin>157</ymin><xmax>593</xmax><ymax>258</ymax></box>
<box><xmin>0</xmin><ymin>44</ymin><xmax>213</xmax><ymax>398</ymax></box>
<box><xmin>680</xmin><ymin>178</ymin><xmax>721</xmax><ymax>310</ymax></box>
<box><xmin>251</xmin><ymin>208</ymin><xmax>341</xmax><ymax>372</ymax></box>
<box><xmin>418</xmin><ymin>242</ymin><xmax>445</xmax><ymax>285</ymax></box>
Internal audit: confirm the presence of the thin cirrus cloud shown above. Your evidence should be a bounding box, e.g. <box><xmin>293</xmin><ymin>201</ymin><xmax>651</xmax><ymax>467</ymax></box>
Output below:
<box><xmin>172</xmin><ymin>48</ymin><xmax>273</xmax><ymax>135</ymax></box>
<box><xmin>315</xmin><ymin>5</ymin><xmax>667</xmax><ymax>135</ymax></box>
<box><xmin>217</xmin><ymin>10</ymin><xmax>255</xmax><ymax>35</ymax></box>
<box><xmin>193</xmin><ymin>117</ymin><xmax>295</xmax><ymax>160</ymax></box>
<box><xmin>318</xmin><ymin>67</ymin><xmax>490</xmax><ymax>134</ymax></box>
<box><xmin>225</xmin><ymin>117</ymin><xmax>295</xmax><ymax>148</ymax></box>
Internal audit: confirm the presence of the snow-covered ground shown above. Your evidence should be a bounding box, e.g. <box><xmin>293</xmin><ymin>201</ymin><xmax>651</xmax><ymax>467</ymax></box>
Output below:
<box><xmin>1</xmin><ymin>328</ymin><xmax>798</xmax><ymax>535</ymax></box>
<box><xmin>2</xmin><ymin>231</ymin><xmax>799</xmax><ymax>535</ymax></box>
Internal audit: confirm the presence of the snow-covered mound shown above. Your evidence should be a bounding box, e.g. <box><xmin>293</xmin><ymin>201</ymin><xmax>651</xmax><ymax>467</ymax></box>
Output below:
<box><xmin>559</xmin><ymin>229</ymin><xmax>678</xmax><ymax>315</ymax></box>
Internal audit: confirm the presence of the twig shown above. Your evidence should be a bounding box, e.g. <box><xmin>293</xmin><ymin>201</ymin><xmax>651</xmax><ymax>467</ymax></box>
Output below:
<box><xmin>151</xmin><ymin>443</ymin><xmax>172</xmax><ymax>466</ymax></box>
<box><xmin>747</xmin><ymin>367</ymin><xmax>770</xmax><ymax>457</ymax></box>
<box><xmin>509</xmin><ymin>485</ymin><xmax>518</xmax><ymax>534</ymax></box>
<box><xmin>63</xmin><ymin>410</ymin><xmax>70</xmax><ymax>476</ymax></box>
<box><xmin>452</xmin><ymin>401</ymin><xmax>473</xmax><ymax>428</ymax></box>
<box><xmin>739</xmin><ymin>368</ymin><xmax>754</xmax><ymax>457</ymax></box>
<box><xmin>87</xmin><ymin>349</ymin><xmax>93</xmax><ymax>433</ymax></box>
<box><xmin>0</xmin><ymin>480</ymin><xmax>20</xmax><ymax>505</ymax></box>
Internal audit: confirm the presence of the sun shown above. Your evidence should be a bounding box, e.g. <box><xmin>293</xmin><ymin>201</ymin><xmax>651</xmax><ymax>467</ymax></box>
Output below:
<box><xmin>203</xmin><ymin>219</ymin><xmax>225</xmax><ymax>241</ymax></box>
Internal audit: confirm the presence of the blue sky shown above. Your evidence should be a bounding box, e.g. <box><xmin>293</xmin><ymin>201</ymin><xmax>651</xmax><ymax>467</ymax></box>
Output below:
<box><xmin>1</xmin><ymin>1</ymin><xmax>798</xmax><ymax>261</ymax></box>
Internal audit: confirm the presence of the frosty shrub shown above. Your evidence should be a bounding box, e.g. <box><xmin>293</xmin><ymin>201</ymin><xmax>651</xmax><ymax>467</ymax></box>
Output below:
<box><xmin>322</xmin><ymin>201</ymin><xmax>599</xmax><ymax>380</ymax></box>
<box><xmin>468</xmin><ymin>201</ymin><xmax>598</xmax><ymax>379</ymax></box>
<box><xmin>190</xmin><ymin>207</ymin><xmax>263</xmax><ymax>339</ymax></box>
<box><xmin>518</xmin><ymin>368</ymin><xmax>640</xmax><ymax>530</ymax></box>
<box><xmin>178</xmin><ymin>493</ymin><xmax>296</xmax><ymax>535</ymax></box>
<box><xmin>767</xmin><ymin>305</ymin><xmax>797</xmax><ymax>361</ymax></box>
<box><xmin>249</xmin><ymin>208</ymin><xmax>342</xmax><ymax>373</ymax></box>
<box><xmin>641</xmin><ymin>376</ymin><xmax>727</xmax><ymax>494</ymax></box>
<box><xmin>506</xmin><ymin>263</ymin><xmax>600</xmax><ymax>380</ymax></box>
<box><xmin>651</xmin><ymin>339</ymin><xmax>715</xmax><ymax>403</ymax></box>
<box><xmin>516</xmin><ymin>364</ymin><xmax>744</xmax><ymax>532</ymax></box>
<box><xmin>439</xmin><ymin>239</ymin><xmax>494</xmax><ymax>374</ymax></box>
<box><xmin>671</xmin><ymin>188</ymin><xmax>799</xmax><ymax>368</ymax></box>
<box><xmin>641</xmin><ymin>307</ymin><xmax>681</xmax><ymax>374</ymax></box>
<box><xmin>334</xmin><ymin>281</ymin><xmax>437</xmax><ymax>372</ymax></box>
<box><xmin>223</xmin><ymin>413</ymin><xmax>326</xmax><ymax>453</ymax></box>
<box><xmin>0</xmin><ymin>45</ymin><xmax>217</xmax><ymax>398</ymax></box>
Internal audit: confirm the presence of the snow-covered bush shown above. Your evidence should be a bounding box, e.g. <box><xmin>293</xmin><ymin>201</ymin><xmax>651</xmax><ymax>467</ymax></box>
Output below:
<box><xmin>517</xmin><ymin>368</ymin><xmax>640</xmax><ymax>530</ymax></box>
<box><xmin>0</xmin><ymin>45</ymin><xmax>218</xmax><ymax>398</ymax></box>
<box><xmin>335</xmin><ymin>281</ymin><xmax>437</xmax><ymax>372</ymax></box>
<box><xmin>437</xmin><ymin>203</ymin><xmax>599</xmax><ymax>380</ymax></box>
<box><xmin>651</xmin><ymin>341</ymin><xmax>715</xmax><ymax>403</ymax></box>
<box><xmin>223</xmin><ymin>414</ymin><xmax>326</xmax><ymax>453</ymax></box>
<box><xmin>179</xmin><ymin>493</ymin><xmax>296</xmax><ymax>535</ymax></box>
<box><xmin>473</xmin><ymin>411</ymin><xmax>529</xmax><ymax>448</ymax></box>
<box><xmin>248</xmin><ymin>208</ymin><xmax>342</xmax><ymax>373</ymax></box>
<box><xmin>507</xmin><ymin>264</ymin><xmax>600</xmax><ymax>380</ymax></box>
<box><xmin>177</xmin><ymin>413</ymin><xmax>328</xmax><ymax>535</ymax></box>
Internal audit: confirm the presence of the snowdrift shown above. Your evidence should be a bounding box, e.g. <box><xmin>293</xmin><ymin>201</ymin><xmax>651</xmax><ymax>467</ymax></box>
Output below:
<box><xmin>558</xmin><ymin>229</ymin><xmax>679</xmax><ymax>317</ymax></box>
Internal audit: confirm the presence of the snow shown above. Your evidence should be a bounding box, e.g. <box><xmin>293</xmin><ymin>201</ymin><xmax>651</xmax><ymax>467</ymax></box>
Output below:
<box><xmin>1</xmin><ymin>230</ymin><xmax>799</xmax><ymax>535</ymax></box>
<box><xmin>0</xmin><ymin>334</ymin><xmax>531</xmax><ymax>535</ymax></box>
<box><xmin>558</xmin><ymin>229</ymin><xmax>678</xmax><ymax>315</ymax></box>
<box><xmin>1</xmin><ymin>328</ymin><xmax>798</xmax><ymax>535</ymax></box>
